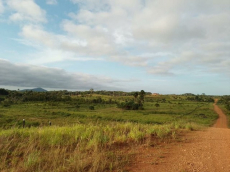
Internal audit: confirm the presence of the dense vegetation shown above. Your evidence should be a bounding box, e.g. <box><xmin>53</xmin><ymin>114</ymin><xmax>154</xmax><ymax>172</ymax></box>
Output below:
<box><xmin>218</xmin><ymin>96</ymin><xmax>230</xmax><ymax>111</ymax></box>
<box><xmin>0</xmin><ymin>88</ymin><xmax>225</xmax><ymax>171</ymax></box>
<box><xmin>0</xmin><ymin>89</ymin><xmax>217</xmax><ymax>128</ymax></box>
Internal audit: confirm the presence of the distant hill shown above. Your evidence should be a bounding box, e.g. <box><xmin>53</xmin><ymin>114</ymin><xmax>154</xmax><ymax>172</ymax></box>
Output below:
<box><xmin>20</xmin><ymin>87</ymin><xmax>47</xmax><ymax>92</ymax></box>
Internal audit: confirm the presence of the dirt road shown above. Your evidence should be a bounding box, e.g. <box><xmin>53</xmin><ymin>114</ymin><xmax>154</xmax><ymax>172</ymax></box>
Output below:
<box><xmin>127</xmin><ymin>100</ymin><xmax>230</xmax><ymax>172</ymax></box>
<box><xmin>213</xmin><ymin>99</ymin><xmax>228</xmax><ymax>128</ymax></box>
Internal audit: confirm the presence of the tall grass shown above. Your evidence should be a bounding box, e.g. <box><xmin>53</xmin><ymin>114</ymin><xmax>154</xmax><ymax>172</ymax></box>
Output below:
<box><xmin>0</xmin><ymin>121</ymin><xmax>198</xmax><ymax>172</ymax></box>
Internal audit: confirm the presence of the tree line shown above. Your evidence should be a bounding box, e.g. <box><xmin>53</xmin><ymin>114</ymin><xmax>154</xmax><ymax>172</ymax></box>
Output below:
<box><xmin>0</xmin><ymin>88</ymin><xmax>147</xmax><ymax>110</ymax></box>
<box><xmin>219</xmin><ymin>96</ymin><xmax>230</xmax><ymax>111</ymax></box>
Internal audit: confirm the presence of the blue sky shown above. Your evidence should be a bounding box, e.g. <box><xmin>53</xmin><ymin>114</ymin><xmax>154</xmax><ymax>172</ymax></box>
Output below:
<box><xmin>0</xmin><ymin>0</ymin><xmax>229</xmax><ymax>95</ymax></box>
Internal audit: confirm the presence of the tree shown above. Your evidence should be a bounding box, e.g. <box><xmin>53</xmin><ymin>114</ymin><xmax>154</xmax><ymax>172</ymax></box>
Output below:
<box><xmin>117</xmin><ymin>101</ymin><xmax>141</xmax><ymax>110</ymax></box>
<box><xmin>139</xmin><ymin>90</ymin><xmax>146</xmax><ymax>103</ymax></box>
<box><xmin>133</xmin><ymin>92</ymin><xmax>139</xmax><ymax>101</ymax></box>
<box><xmin>0</xmin><ymin>88</ymin><xmax>9</xmax><ymax>95</ymax></box>
<box><xmin>90</xmin><ymin>88</ymin><xmax>94</xmax><ymax>96</ymax></box>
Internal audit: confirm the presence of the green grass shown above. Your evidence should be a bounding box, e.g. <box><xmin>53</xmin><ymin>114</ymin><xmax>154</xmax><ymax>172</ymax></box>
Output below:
<box><xmin>0</xmin><ymin>96</ymin><xmax>217</xmax><ymax>128</ymax></box>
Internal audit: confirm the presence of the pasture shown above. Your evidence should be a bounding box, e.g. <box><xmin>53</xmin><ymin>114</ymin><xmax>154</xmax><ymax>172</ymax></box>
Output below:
<box><xmin>0</xmin><ymin>94</ymin><xmax>217</xmax><ymax>128</ymax></box>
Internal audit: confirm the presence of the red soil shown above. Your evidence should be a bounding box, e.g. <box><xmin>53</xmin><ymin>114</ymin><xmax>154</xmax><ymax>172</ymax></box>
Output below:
<box><xmin>126</xmin><ymin>100</ymin><xmax>230</xmax><ymax>172</ymax></box>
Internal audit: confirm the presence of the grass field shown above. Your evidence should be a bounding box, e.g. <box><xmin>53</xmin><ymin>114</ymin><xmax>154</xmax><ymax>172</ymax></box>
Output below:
<box><xmin>0</xmin><ymin>93</ymin><xmax>220</xmax><ymax>171</ymax></box>
<box><xmin>0</xmin><ymin>95</ymin><xmax>217</xmax><ymax>128</ymax></box>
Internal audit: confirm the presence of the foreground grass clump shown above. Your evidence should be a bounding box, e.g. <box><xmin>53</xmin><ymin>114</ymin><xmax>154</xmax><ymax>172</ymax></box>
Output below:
<box><xmin>0</xmin><ymin>121</ymin><xmax>197</xmax><ymax>172</ymax></box>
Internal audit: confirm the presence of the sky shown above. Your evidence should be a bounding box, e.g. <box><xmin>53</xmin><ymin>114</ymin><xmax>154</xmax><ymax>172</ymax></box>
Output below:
<box><xmin>0</xmin><ymin>0</ymin><xmax>229</xmax><ymax>95</ymax></box>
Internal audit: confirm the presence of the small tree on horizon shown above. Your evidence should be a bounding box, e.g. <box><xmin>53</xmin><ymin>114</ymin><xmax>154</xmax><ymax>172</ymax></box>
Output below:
<box><xmin>133</xmin><ymin>92</ymin><xmax>139</xmax><ymax>101</ymax></box>
<box><xmin>90</xmin><ymin>88</ymin><xmax>94</xmax><ymax>95</ymax></box>
<box><xmin>139</xmin><ymin>90</ymin><xmax>146</xmax><ymax>103</ymax></box>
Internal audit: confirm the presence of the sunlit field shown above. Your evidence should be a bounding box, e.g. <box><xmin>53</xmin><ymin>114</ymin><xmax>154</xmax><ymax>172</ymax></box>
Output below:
<box><xmin>0</xmin><ymin>90</ymin><xmax>222</xmax><ymax>171</ymax></box>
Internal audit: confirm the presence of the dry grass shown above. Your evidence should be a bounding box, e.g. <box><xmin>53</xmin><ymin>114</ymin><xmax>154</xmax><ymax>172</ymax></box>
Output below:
<box><xmin>0</xmin><ymin>121</ymin><xmax>199</xmax><ymax>172</ymax></box>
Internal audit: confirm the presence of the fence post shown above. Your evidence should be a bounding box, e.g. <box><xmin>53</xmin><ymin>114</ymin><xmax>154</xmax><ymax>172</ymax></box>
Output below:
<box><xmin>23</xmin><ymin>119</ymin><xmax>25</xmax><ymax>128</ymax></box>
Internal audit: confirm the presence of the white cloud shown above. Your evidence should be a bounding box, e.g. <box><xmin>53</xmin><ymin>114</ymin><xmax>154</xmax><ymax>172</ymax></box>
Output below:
<box><xmin>7</xmin><ymin>0</ymin><xmax>46</xmax><ymax>23</ymax></box>
<box><xmin>26</xmin><ymin>48</ymin><xmax>104</xmax><ymax>65</ymax></box>
<box><xmin>21</xmin><ymin>25</ymin><xmax>56</xmax><ymax>47</ymax></box>
<box><xmin>148</xmin><ymin>67</ymin><xmax>174</xmax><ymax>76</ymax></box>
<box><xmin>111</xmin><ymin>55</ymin><xmax>149</xmax><ymax>67</ymax></box>
<box><xmin>46</xmin><ymin>0</ymin><xmax>57</xmax><ymax>5</ymax></box>
<box><xmin>61</xmin><ymin>20</ymin><xmax>119</xmax><ymax>56</ymax></box>
<box><xmin>19</xmin><ymin>24</ymin><xmax>114</xmax><ymax>62</ymax></box>
<box><xmin>70</xmin><ymin>0</ymin><xmax>110</xmax><ymax>11</ymax></box>
<box><xmin>11</xmin><ymin>0</ymin><xmax>230</xmax><ymax>76</ymax></box>
<box><xmin>0</xmin><ymin>0</ymin><xmax>4</xmax><ymax>13</ymax></box>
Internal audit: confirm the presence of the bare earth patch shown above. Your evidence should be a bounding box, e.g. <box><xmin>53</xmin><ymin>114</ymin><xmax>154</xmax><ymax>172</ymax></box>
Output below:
<box><xmin>126</xmin><ymin>100</ymin><xmax>230</xmax><ymax>172</ymax></box>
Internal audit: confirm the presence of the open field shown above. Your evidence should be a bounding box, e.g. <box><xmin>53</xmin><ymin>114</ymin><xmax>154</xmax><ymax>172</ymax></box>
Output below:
<box><xmin>0</xmin><ymin>94</ymin><xmax>218</xmax><ymax>128</ymax></box>
<box><xmin>0</xmin><ymin>91</ymin><xmax>224</xmax><ymax>171</ymax></box>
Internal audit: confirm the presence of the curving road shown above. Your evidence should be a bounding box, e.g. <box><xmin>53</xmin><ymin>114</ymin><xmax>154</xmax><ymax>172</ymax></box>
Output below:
<box><xmin>213</xmin><ymin>99</ymin><xmax>228</xmax><ymax>128</ymax></box>
<box><xmin>127</xmin><ymin>100</ymin><xmax>230</xmax><ymax>172</ymax></box>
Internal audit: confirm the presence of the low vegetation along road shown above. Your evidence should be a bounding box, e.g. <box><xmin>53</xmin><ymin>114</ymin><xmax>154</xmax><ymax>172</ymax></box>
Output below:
<box><xmin>127</xmin><ymin>100</ymin><xmax>230</xmax><ymax>172</ymax></box>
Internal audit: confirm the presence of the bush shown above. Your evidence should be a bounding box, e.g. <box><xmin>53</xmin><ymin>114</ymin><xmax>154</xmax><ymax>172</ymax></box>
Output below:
<box><xmin>89</xmin><ymin>106</ymin><xmax>95</xmax><ymax>110</ymax></box>
<box><xmin>0</xmin><ymin>97</ymin><xmax>5</xmax><ymax>102</ymax></box>
<box><xmin>117</xmin><ymin>101</ymin><xmax>143</xmax><ymax>110</ymax></box>
<box><xmin>155</xmin><ymin>103</ymin><xmax>160</xmax><ymax>108</ymax></box>
<box><xmin>1</xmin><ymin>100</ymin><xmax>11</xmax><ymax>107</ymax></box>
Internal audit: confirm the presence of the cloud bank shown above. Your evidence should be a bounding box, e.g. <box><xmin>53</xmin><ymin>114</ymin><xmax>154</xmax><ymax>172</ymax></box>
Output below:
<box><xmin>0</xmin><ymin>59</ymin><xmax>125</xmax><ymax>90</ymax></box>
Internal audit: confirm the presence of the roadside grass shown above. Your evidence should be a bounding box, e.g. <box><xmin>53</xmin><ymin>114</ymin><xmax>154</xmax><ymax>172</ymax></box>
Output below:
<box><xmin>0</xmin><ymin>121</ymin><xmax>200</xmax><ymax>172</ymax></box>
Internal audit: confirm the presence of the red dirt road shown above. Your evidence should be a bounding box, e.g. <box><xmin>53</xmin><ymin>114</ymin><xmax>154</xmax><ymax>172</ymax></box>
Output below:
<box><xmin>213</xmin><ymin>99</ymin><xmax>228</xmax><ymax>128</ymax></box>
<box><xmin>127</xmin><ymin>100</ymin><xmax>230</xmax><ymax>172</ymax></box>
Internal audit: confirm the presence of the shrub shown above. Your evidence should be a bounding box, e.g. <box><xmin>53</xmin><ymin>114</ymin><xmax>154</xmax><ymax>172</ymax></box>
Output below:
<box><xmin>155</xmin><ymin>103</ymin><xmax>160</xmax><ymax>108</ymax></box>
<box><xmin>117</xmin><ymin>101</ymin><xmax>143</xmax><ymax>110</ymax></box>
<box><xmin>89</xmin><ymin>105</ymin><xmax>95</xmax><ymax>110</ymax></box>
